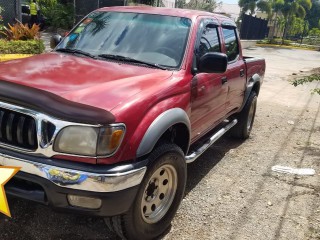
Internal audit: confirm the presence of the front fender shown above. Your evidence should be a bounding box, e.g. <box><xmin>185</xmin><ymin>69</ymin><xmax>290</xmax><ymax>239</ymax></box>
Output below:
<box><xmin>136</xmin><ymin>108</ymin><xmax>190</xmax><ymax>158</ymax></box>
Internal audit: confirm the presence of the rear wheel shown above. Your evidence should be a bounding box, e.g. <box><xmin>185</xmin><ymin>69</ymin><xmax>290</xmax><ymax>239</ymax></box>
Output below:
<box><xmin>230</xmin><ymin>91</ymin><xmax>257</xmax><ymax>139</ymax></box>
<box><xmin>105</xmin><ymin>143</ymin><xmax>186</xmax><ymax>240</ymax></box>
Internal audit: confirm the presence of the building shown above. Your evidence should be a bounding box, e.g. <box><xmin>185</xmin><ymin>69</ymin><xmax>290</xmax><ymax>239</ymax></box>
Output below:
<box><xmin>214</xmin><ymin>3</ymin><xmax>240</xmax><ymax>22</ymax></box>
<box><xmin>256</xmin><ymin>11</ymin><xmax>284</xmax><ymax>38</ymax></box>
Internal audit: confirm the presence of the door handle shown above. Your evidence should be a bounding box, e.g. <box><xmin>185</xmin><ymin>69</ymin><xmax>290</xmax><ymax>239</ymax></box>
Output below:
<box><xmin>240</xmin><ymin>69</ymin><xmax>245</xmax><ymax>77</ymax></box>
<box><xmin>221</xmin><ymin>76</ymin><xmax>228</xmax><ymax>84</ymax></box>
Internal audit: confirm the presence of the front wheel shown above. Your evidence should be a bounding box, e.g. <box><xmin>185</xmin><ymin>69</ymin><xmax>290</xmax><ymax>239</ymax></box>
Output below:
<box><xmin>230</xmin><ymin>91</ymin><xmax>257</xmax><ymax>139</ymax></box>
<box><xmin>105</xmin><ymin>143</ymin><xmax>186</xmax><ymax>240</ymax></box>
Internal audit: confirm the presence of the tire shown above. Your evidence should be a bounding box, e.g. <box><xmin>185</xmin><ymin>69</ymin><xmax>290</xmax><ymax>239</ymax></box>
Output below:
<box><xmin>105</xmin><ymin>143</ymin><xmax>187</xmax><ymax>240</ymax></box>
<box><xmin>230</xmin><ymin>91</ymin><xmax>257</xmax><ymax>139</ymax></box>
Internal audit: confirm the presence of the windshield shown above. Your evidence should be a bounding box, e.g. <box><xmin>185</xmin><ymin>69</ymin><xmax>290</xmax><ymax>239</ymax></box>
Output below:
<box><xmin>56</xmin><ymin>11</ymin><xmax>192</xmax><ymax>68</ymax></box>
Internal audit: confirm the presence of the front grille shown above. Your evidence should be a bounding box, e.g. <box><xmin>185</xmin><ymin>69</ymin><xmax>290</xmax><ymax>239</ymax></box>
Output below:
<box><xmin>0</xmin><ymin>107</ymin><xmax>37</xmax><ymax>150</ymax></box>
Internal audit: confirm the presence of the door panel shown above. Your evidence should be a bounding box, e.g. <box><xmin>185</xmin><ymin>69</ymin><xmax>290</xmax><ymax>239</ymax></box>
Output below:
<box><xmin>190</xmin><ymin>20</ymin><xmax>228</xmax><ymax>140</ymax></box>
<box><xmin>190</xmin><ymin>72</ymin><xmax>227</xmax><ymax>140</ymax></box>
<box><xmin>225</xmin><ymin>60</ymin><xmax>246</xmax><ymax>112</ymax></box>
<box><xmin>221</xmin><ymin>27</ymin><xmax>246</xmax><ymax>113</ymax></box>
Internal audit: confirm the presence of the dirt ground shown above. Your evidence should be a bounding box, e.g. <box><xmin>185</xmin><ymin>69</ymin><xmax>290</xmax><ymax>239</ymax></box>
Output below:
<box><xmin>0</xmin><ymin>47</ymin><xmax>320</xmax><ymax>240</ymax></box>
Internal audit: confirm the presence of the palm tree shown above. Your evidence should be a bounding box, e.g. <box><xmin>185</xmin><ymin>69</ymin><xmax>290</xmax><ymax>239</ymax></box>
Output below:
<box><xmin>238</xmin><ymin>0</ymin><xmax>273</xmax><ymax>20</ymax></box>
<box><xmin>280</xmin><ymin>0</ymin><xmax>312</xmax><ymax>43</ymax></box>
<box><xmin>269</xmin><ymin>0</ymin><xmax>285</xmax><ymax>38</ymax></box>
<box><xmin>239</xmin><ymin>0</ymin><xmax>258</xmax><ymax>15</ymax></box>
<box><xmin>238</xmin><ymin>0</ymin><xmax>312</xmax><ymax>42</ymax></box>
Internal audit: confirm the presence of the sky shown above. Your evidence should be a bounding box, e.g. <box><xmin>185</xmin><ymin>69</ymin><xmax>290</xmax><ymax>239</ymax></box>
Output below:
<box><xmin>220</xmin><ymin>0</ymin><xmax>238</xmax><ymax>4</ymax></box>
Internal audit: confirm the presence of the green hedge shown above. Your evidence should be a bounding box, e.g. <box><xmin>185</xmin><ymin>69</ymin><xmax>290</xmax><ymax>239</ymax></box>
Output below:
<box><xmin>0</xmin><ymin>40</ymin><xmax>45</xmax><ymax>54</ymax></box>
<box><xmin>256</xmin><ymin>38</ymin><xmax>293</xmax><ymax>46</ymax></box>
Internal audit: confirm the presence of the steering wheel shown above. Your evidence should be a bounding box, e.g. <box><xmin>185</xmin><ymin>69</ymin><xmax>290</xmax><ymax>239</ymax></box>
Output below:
<box><xmin>155</xmin><ymin>47</ymin><xmax>178</xmax><ymax>59</ymax></box>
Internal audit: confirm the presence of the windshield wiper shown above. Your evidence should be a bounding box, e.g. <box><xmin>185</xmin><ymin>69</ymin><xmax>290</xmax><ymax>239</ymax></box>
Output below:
<box><xmin>56</xmin><ymin>48</ymin><xmax>97</xmax><ymax>59</ymax></box>
<box><xmin>98</xmin><ymin>54</ymin><xmax>167</xmax><ymax>70</ymax></box>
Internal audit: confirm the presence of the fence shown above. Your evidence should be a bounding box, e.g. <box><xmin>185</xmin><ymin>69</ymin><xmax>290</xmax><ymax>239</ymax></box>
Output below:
<box><xmin>75</xmin><ymin>0</ymin><xmax>125</xmax><ymax>22</ymax></box>
<box><xmin>240</xmin><ymin>14</ymin><xmax>268</xmax><ymax>40</ymax></box>
<box><xmin>0</xmin><ymin>0</ymin><xmax>21</xmax><ymax>25</ymax></box>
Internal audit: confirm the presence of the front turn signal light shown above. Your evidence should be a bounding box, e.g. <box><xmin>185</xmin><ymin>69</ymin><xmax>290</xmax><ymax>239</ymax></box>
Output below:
<box><xmin>97</xmin><ymin>125</ymin><xmax>125</xmax><ymax>156</ymax></box>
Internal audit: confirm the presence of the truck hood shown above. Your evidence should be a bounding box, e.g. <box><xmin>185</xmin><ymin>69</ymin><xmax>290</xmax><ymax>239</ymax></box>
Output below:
<box><xmin>0</xmin><ymin>53</ymin><xmax>173</xmax><ymax>111</ymax></box>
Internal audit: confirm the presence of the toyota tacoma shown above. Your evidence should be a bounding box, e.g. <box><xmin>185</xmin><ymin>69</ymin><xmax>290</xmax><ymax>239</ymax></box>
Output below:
<box><xmin>0</xmin><ymin>6</ymin><xmax>265</xmax><ymax>240</ymax></box>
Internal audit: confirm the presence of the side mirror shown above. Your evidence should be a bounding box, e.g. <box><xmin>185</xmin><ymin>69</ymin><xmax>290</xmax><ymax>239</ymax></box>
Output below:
<box><xmin>198</xmin><ymin>52</ymin><xmax>228</xmax><ymax>73</ymax></box>
<box><xmin>50</xmin><ymin>34</ymin><xmax>62</xmax><ymax>49</ymax></box>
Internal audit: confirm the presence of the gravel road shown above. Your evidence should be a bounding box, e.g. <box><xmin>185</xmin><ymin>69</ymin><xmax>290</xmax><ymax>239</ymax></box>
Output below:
<box><xmin>0</xmin><ymin>47</ymin><xmax>320</xmax><ymax>240</ymax></box>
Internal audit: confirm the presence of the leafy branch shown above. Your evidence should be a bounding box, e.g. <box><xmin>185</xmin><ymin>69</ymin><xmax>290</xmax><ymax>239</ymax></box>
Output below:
<box><xmin>292</xmin><ymin>74</ymin><xmax>320</xmax><ymax>94</ymax></box>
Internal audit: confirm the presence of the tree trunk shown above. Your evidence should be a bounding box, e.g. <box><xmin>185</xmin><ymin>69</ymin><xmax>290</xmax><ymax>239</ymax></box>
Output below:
<box><xmin>282</xmin><ymin>14</ymin><xmax>290</xmax><ymax>45</ymax></box>
<box><xmin>270</xmin><ymin>12</ymin><xmax>278</xmax><ymax>39</ymax></box>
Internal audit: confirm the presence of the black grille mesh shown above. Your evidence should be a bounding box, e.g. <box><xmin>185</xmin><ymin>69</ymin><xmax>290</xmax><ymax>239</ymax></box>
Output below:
<box><xmin>0</xmin><ymin>108</ymin><xmax>37</xmax><ymax>150</ymax></box>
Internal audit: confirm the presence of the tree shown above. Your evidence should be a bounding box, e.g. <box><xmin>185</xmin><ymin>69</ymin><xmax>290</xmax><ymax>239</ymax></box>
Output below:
<box><xmin>175</xmin><ymin>0</ymin><xmax>219</xmax><ymax>12</ymax></box>
<box><xmin>279</xmin><ymin>0</ymin><xmax>312</xmax><ymax>42</ymax></box>
<box><xmin>239</xmin><ymin>0</ymin><xmax>258</xmax><ymax>15</ymax></box>
<box><xmin>306</xmin><ymin>0</ymin><xmax>320</xmax><ymax>29</ymax></box>
<box><xmin>257</xmin><ymin>0</ymin><xmax>272</xmax><ymax>16</ymax></box>
<box><xmin>38</xmin><ymin>0</ymin><xmax>75</xmax><ymax>29</ymax></box>
<box><xmin>308</xmin><ymin>27</ymin><xmax>320</xmax><ymax>44</ymax></box>
<box><xmin>175</xmin><ymin>0</ymin><xmax>186</xmax><ymax>8</ymax></box>
<box><xmin>268</xmin><ymin>0</ymin><xmax>285</xmax><ymax>38</ymax></box>
<box><xmin>186</xmin><ymin>0</ymin><xmax>219</xmax><ymax>12</ymax></box>
<box><xmin>238</xmin><ymin>0</ymin><xmax>273</xmax><ymax>20</ymax></box>
<box><xmin>238</xmin><ymin>0</ymin><xmax>312</xmax><ymax>41</ymax></box>
<box><xmin>288</xmin><ymin>16</ymin><xmax>307</xmax><ymax>36</ymax></box>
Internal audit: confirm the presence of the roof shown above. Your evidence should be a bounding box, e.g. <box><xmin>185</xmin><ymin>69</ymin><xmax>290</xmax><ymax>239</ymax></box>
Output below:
<box><xmin>98</xmin><ymin>6</ymin><xmax>231</xmax><ymax>21</ymax></box>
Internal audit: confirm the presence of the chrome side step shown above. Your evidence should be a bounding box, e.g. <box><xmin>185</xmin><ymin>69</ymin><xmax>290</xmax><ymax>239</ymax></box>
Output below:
<box><xmin>185</xmin><ymin>119</ymin><xmax>238</xmax><ymax>164</ymax></box>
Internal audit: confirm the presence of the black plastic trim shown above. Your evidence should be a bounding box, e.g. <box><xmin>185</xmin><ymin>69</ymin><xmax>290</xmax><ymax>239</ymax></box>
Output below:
<box><xmin>0</xmin><ymin>80</ymin><xmax>115</xmax><ymax>125</ymax></box>
<box><xmin>6</xmin><ymin>171</ymin><xmax>139</xmax><ymax>217</ymax></box>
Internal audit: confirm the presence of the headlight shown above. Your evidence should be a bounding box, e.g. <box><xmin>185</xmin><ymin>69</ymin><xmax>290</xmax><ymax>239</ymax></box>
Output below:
<box><xmin>54</xmin><ymin>124</ymin><xmax>125</xmax><ymax>156</ymax></box>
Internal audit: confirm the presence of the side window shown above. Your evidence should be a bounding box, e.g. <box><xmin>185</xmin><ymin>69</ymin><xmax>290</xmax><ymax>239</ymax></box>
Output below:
<box><xmin>222</xmin><ymin>28</ymin><xmax>239</xmax><ymax>62</ymax></box>
<box><xmin>198</xmin><ymin>25</ymin><xmax>221</xmax><ymax>58</ymax></box>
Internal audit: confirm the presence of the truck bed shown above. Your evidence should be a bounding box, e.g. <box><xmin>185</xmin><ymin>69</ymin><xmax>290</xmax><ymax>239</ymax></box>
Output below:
<box><xmin>244</xmin><ymin>56</ymin><xmax>266</xmax><ymax>83</ymax></box>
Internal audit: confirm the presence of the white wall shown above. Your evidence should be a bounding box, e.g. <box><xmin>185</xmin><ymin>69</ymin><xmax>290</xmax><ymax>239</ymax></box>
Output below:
<box><xmin>162</xmin><ymin>0</ymin><xmax>175</xmax><ymax>8</ymax></box>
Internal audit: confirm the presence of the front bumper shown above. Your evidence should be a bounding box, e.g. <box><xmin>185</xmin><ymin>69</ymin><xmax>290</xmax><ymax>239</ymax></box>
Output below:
<box><xmin>0</xmin><ymin>149</ymin><xmax>147</xmax><ymax>216</ymax></box>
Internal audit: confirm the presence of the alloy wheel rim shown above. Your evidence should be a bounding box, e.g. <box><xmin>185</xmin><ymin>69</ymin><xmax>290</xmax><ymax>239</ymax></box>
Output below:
<box><xmin>141</xmin><ymin>164</ymin><xmax>177</xmax><ymax>224</ymax></box>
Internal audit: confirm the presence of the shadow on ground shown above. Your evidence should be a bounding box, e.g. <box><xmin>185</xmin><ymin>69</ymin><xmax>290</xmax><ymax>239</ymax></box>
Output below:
<box><xmin>185</xmin><ymin>137</ymin><xmax>244</xmax><ymax>195</ymax></box>
<box><xmin>0</xmin><ymin>136</ymin><xmax>244</xmax><ymax>240</ymax></box>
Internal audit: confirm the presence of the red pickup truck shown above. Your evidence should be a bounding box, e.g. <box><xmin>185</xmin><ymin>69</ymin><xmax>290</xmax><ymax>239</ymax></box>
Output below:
<box><xmin>0</xmin><ymin>6</ymin><xmax>265</xmax><ymax>240</ymax></box>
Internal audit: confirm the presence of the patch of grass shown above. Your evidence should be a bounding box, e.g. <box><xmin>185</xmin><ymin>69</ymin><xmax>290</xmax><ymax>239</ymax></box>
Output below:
<box><xmin>256</xmin><ymin>38</ymin><xmax>292</xmax><ymax>45</ymax></box>
<box><xmin>256</xmin><ymin>38</ymin><xmax>319</xmax><ymax>50</ymax></box>
<box><xmin>256</xmin><ymin>43</ymin><xmax>318</xmax><ymax>51</ymax></box>
<box><xmin>0</xmin><ymin>40</ymin><xmax>44</xmax><ymax>54</ymax></box>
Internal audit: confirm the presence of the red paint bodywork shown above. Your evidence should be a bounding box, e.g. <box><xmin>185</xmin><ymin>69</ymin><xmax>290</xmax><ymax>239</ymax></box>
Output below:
<box><xmin>0</xmin><ymin>7</ymin><xmax>265</xmax><ymax>165</ymax></box>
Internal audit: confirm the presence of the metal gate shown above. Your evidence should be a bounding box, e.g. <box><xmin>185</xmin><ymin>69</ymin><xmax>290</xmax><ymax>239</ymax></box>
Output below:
<box><xmin>240</xmin><ymin>14</ymin><xmax>268</xmax><ymax>40</ymax></box>
<box><xmin>0</xmin><ymin>0</ymin><xmax>21</xmax><ymax>25</ymax></box>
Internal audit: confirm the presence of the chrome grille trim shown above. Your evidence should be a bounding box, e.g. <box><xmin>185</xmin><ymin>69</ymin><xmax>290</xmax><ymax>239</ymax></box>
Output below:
<box><xmin>0</xmin><ymin>101</ymin><xmax>101</xmax><ymax>158</ymax></box>
<box><xmin>0</xmin><ymin>108</ymin><xmax>37</xmax><ymax>150</ymax></box>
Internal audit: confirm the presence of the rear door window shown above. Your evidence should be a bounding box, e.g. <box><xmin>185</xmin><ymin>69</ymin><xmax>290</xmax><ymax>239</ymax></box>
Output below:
<box><xmin>222</xmin><ymin>28</ymin><xmax>239</xmax><ymax>62</ymax></box>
